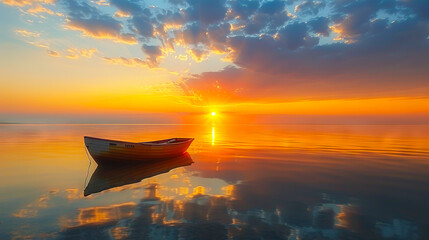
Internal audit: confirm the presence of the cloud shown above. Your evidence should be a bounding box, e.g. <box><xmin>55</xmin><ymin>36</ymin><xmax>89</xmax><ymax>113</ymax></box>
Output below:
<box><xmin>276</xmin><ymin>22</ymin><xmax>319</xmax><ymax>50</ymax></box>
<box><xmin>330</xmin><ymin>0</ymin><xmax>397</xmax><ymax>41</ymax></box>
<box><xmin>187</xmin><ymin>48</ymin><xmax>209</xmax><ymax>62</ymax></box>
<box><xmin>238</xmin><ymin>19</ymin><xmax>427</xmax><ymax>75</ymax></box>
<box><xmin>103</xmin><ymin>54</ymin><xmax>164</xmax><ymax>69</ymax></box>
<box><xmin>0</xmin><ymin>0</ymin><xmax>55</xmax><ymax>7</ymax></box>
<box><xmin>63</xmin><ymin>0</ymin><xmax>137</xmax><ymax>44</ymax></box>
<box><xmin>180</xmin><ymin>15</ymin><xmax>429</xmax><ymax>104</ymax></box>
<box><xmin>228</xmin><ymin>0</ymin><xmax>260</xmax><ymax>20</ymax></box>
<box><xmin>27</xmin><ymin>41</ymin><xmax>49</xmax><ymax>48</ymax></box>
<box><xmin>113</xmin><ymin>10</ymin><xmax>130</xmax><ymax>18</ymax></box>
<box><xmin>243</xmin><ymin>0</ymin><xmax>290</xmax><ymax>35</ymax></box>
<box><xmin>66</xmin><ymin>19</ymin><xmax>137</xmax><ymax>44</ymax></box>
<box><xmin>207</xmin><ymin>23</ymin><xmax>231</xmax><ymax>52</ymax></box>
<box><xmin>66</xmin><ymin>47</ymin><xmax>98</xmax><ymax>59</ymax></box>
<box><xmin>180</xmin><ymin>66</ymin><xmax>248</xmax><ymax>105</ymax></box>
<box><xmin>308</xmin><ymin>16</ymin><xmax>330</xmax><ymax>36</ymax></box>
<box><xmin>79</xmin><ymin>47</ymin><xmax>98</xmax><ymax>57</ymax></box>
<box><xmin>142</xmin><ymin>44</ymin><xmax>163</xmax><ymax>67</ymax></box>
<box><xmin>46</xmin><ymin>49</ymin><xmax>60</xmax><ymax>57</ymax></box>
<box><xmin>92</xmin><ymin>0</ymin><xmax>108</xmax><ymax>6</ymax></box>
<box><xmin>178</xmin><ymin>22</ymin><xmax>208</xmax><ymax>45</ymax></box>
<box><xmin>131</xmin><ymin>11</ymin><xmax>154</xmax><ymax>38</ymax></box>
<box><xmin>109</xmin><ymin>0</ymin><xmax>142</xmax><ymax>15</ymax></box>
<box><xmin>156</xmin><ymin>10</ymin><xmax>185</xmax><ymax>27</ymax></box>
<box><xmin>27</xmin><ymin>3</ymin><xmax>54</xmax><ymax>15</ymax></box>
<box><xmin>184</xmin><ymin>0</ymin><xmax>228</xmax><ymax>25</ymax></box>
<box><xmin>103</xmin><ymin>56</ymin><xmax>147</xmax><ymax>67</ymax></box>
<box><xmin>294</xmin><ymin>0</ymin><xmax>326</xmax><ymax>15</ymax></box>
<box><xmin>15</xmin><ymin>29</ymin><xmax>40</xmax><ymax>37</ymax></box>
<box><xmin>8</xmin><ymin>0</ymin><xmax>427</xmax><ymax>104</ymax></box>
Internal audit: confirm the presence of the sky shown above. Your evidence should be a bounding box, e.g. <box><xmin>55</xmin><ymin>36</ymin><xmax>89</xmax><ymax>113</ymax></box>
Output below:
<box><xmin>0</xmin><ymin>0</ymin><xmax>428</xmax><ymax>123</ymax></box>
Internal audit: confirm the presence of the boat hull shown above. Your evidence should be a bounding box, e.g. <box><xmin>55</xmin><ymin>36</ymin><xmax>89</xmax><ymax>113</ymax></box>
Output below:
<box><xmin>84</xmin><ymin>136</ymin><xmax>194</xmax><ymax>164</ymax></box>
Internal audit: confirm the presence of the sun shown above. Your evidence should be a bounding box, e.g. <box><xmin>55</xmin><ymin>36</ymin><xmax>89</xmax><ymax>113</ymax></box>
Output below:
<box><xmin>211</xmin><ymin>112</ymin><xmax>216</xmax><ymax>116</ymax></box>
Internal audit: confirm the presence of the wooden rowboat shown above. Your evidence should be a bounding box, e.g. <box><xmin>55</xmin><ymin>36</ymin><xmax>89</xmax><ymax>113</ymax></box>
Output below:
<box><xmin>84</xmin><ymin>136</ymin><xmax>194</xmax><ymax>164</ymax></box>
<box><xmin>84</xmin><ymin>153</ymin><xmax>193</xmax><ymax>196</ymax></box>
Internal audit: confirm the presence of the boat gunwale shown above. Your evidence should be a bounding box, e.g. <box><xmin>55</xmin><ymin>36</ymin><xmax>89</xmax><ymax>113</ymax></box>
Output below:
<box><xmin>84</xmin><ymin>136</ymin><xmax>194</xmax><ymax>146</ymax></box>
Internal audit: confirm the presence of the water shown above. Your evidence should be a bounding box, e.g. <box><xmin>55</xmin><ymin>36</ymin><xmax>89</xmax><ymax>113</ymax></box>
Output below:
<box><xmin>0</xmin><ymin>124</ymin><xmax>428</xmax><ymax>240</ymax></box>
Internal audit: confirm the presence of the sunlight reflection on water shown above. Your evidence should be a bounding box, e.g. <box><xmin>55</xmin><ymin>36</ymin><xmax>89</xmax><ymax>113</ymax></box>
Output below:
<box><xmin>0</xmin><ymin>124</ymin><xmax>428</xmax><ymax>240</ymax></box>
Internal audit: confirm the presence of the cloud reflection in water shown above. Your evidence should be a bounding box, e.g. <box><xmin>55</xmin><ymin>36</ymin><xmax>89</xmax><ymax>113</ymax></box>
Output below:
<box><xmin>2</xmin><ymin>124</ymin><xmax>428</xmax><ymax>240</ymax></box>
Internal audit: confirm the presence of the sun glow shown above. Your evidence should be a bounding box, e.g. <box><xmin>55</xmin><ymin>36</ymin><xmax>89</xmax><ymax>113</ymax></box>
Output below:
<box><xmin>211</xmin><ymin>112</ymin><xmax>216</xmax><ymax>116</ymax></box>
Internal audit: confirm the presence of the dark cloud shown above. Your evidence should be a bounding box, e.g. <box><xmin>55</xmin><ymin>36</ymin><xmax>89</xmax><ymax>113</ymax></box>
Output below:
<box><xmin>184</xmin><ymin>0</ymin><xmax>228</xmax><ymax>25</ymax></box>
<box><xmin>179</xmin><ymin>22</ymin><xmax>208</xmax><ymax>45</ymax></box>
<box><xmin>331</xmin><ymin>0</ymin><xmax>398</xmax><ymax>40</ymax></box>
<box><xmin>259</xmin><ymin>0</ymin><xmax>285</xmax><ymax>14</ymax></box>
<box><xmin>294</xmin><ymin>0</ymin><xmax>326</xmax><ymax>15</ymax></box>
<box><xmin>63</xmin><ymin>0</ymin><xmax>100</xmax><ymax>19</ymax></box>
<box><xmin>248</xmin><ymin>13</ymin><xmax>290</xmax><ymax>34</ymax></box>
<box><xmin>67</xmin><ymin>17</ymin><xmax>120</xmax><ymax>35</ymax></box>
<box><xmin>308</xmin><ymin>16</ymin><xmax>330</xmax><ymax>36</ymax></box>
<box><xmin>63</xmin><ymin>0</ymin><xmax>137</xmax><ymax>44</ymax></box>
<box><xmin>207</xmin><ymin>23</ymin><xmax>231</xmax><ymax>52</ymax></box>
<box><xmin>243</xmin><ymin>0</ymin><xmax>290</xmax><ymax>34</ymax></box>
<box><xmin>142</xmin><ymin>44</ymin><xmax>163</xmax><ymax>67</ymax></box>
<box><xmin>234</xmin><ymin>17</ymin><xmax>428</xmax><ymax>76</ymax></box>
<box><xmin>277</xmin><ymin>22</ymin><xmax>318</xmax><ymax>50</ymax></box>
<box><xmin>131</xmin><ymin>9</ymin><xmax>154</xmax><ymax>38</ymax></box>
<box><xmin>332</xmin><ymin>0</ymin><xmax>396</xmax><ymax>14</ymax></box>
<box><xmin>401</xmin><ymin>0</ymin><xmax>429</xmax><ymax>20</ymax></box>
<box><xmin>208</xmin><ymin>23</ymin><xmax>230</xmax><ymax>43</ymax></box>
<box><xmin>183</xmin><ymin>16</ymin><xmax>429</xmax><ymax>103</ymax></box>
<box><xmin>156</xmin><ymin>10</ymin><xmax>185</xmax><ymax>26</ymax></box>
<box><xmin>228</xmin><ymin>0</ymin><xmax>260</xmax><ymax>20</ymax></box>
<box><xmin>155</xmin><ymin>10</ymin><xmax>186</xmax><ymax>41</ymax></box>
<box><xmin>109</xmin><ymin>0</ymin><xmax>142</xmax><ymax>15</ymax></box>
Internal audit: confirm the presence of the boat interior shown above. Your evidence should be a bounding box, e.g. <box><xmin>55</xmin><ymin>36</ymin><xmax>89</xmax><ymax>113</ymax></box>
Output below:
<box><xmin>141</xmin><ymin>138</ymin><xmax>192</xmax><ymax>145</ymax></box>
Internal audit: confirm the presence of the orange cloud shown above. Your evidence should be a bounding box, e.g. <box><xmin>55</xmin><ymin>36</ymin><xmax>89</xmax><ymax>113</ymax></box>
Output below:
<box><xmin>27</xmin><ymin>3</ymin><xmax>54</xmax><ymax>15</ymax></box>
<box><xmin>330</xmin><ymin>24</ymin><xmax>355</xmax><ymax>43</ymax></box>
<box><xmin>187</xmin><ymin>48</ymin><xmax>209</xmax><ymax>62</ymax></box>
<box><xmin>66</xmin><ymin>47</ymin><xmax>98</xmax><ymax>59</ymax></box>
<box><xmin>66</xmin><ymin>20</ymin><xmax>137</xmax><ymax>45</ymax></box>
<box><xmin>103</xmin><ymin>56</ymin><xmax>147</xmax><ymax>67</ymax></box>
<box><xmin>1</xmin><ymin>0</ymin><xmax>55</xmax><ymax>7</ymax></box>
<box><xmin>114</xmin><ymin>10</ymin><xmax>131</xmax><ymax>18</ymax></box>
<box><xmin>15</xmin><ymin>29</ymin><xmax>40</xmax><ymax>37</ymax></box>
<box><xmin>91</xmin><ymin>0</ymin><xmax>109</xmax><ymax>6</ymax></box>
<box><xmin>179</xmin><ymin>64</ymin><xmax>429</xmax><ymax>112</ymax></box>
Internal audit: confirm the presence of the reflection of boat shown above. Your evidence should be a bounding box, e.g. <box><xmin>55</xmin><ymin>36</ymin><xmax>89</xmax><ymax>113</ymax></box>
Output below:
<box><xmin>84</xmin><ymin>136</ymin><xmax>194</xmax><ymax>164</ymax></box>
<box><xmin>84</xmin><ymin>153</ymin><xmax>193</xmax><ymax>196</ymax></box>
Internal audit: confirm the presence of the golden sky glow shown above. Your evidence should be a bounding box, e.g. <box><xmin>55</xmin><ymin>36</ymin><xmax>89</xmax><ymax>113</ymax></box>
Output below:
<box><xmin>0</xmin><ymin>0</ymin><xmax>428</xmax><ymax>123</ymax></box>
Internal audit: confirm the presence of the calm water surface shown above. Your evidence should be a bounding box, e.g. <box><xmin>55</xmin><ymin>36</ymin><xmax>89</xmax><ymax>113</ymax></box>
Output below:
<box><xmin>0</xmin><ymin>124</ymin><xmax>428</xmax><ymax>240</ymax></box>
